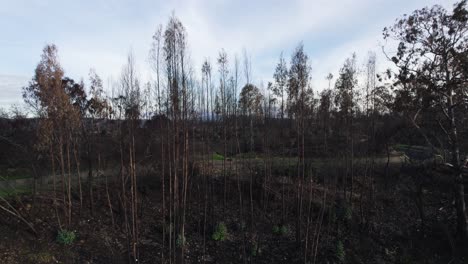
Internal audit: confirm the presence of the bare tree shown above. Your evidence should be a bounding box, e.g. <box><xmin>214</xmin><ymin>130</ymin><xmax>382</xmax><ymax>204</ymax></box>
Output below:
<box><xmin>217</xmin><ymin>49</ymin><xmax>229</xmax><ymax>210</ymax></box>
<box><xmin>150</xmin><ymin>24</ymin><xmax>164</xmax><ymax>115</ymax></box>
<box><xmin>23</xmin><ymin>44</ymin><xmax>81</xmax><ymax>228</ymax></box>
<box><xmin>272</xmin><ymin>52</ymin><xmax>288</xmax><ymax>119</ymax></box>
<box><xmin>334</xmin><ymin>53</ymin><xmax>358</xmax><ymax>207</ymax></box>
<box><xmin>287</xmin><ymin>42</ymin><xmax>312</xmax><ymax>245</ymax></box>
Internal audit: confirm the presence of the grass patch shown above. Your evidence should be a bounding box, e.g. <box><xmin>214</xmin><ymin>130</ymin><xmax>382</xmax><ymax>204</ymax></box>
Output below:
<box><xmin>394</xmin><ymin>144</ymin><xmax>432</xmax><ymax>153</ymax></box>
<box><xmin>0</xmin><ymin>167</ymin><xmax>32</xmax><ymax>181</ymax></box>
<box><xmin>0</xmin><ymin>187</ymin><xmax>30</xmax><ymax>198</ymax></box>
<box><xmin>394</xmin><ymin>144</ymin><xmax>440</xmax><ymax>161</ymax></box>
<box><xmin>26</xmin><ymin>251</ymin><xmax>56</xmax><ymax>263</ymax></box>
<box><xmin>212</xmin><ymin>152</ymin><xmax>225</xmax><ymax>161</ymax></box>
<box><xmin>235</xmin><ymin>152</ymin><xmax>258</xmax><ymax>159</ymax></box>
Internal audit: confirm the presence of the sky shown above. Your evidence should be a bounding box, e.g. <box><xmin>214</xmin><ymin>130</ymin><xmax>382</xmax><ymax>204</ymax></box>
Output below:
<box><xmin>0</xmin><ymin>0</ymin><xmax>460</xmax><ymax>110</ymax></box>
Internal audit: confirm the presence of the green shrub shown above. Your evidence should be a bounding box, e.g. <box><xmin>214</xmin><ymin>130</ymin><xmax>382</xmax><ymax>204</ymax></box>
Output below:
<box><xmin>344</xmin><ymin>206</ymin><xmax>352</xmax><ymax>221</ymax></box>
<box><xmin>273</xmin><ymin>224</ymin><xmax>288</xmax><ymax>236</ymax></box>
<box><xmin>212</xmin><ymin>222</ymin><xmax>228</xmax><ymax>241</ymax></box>
<box><xmin>336</xmin><ymin>240</ymin><xmax>345</xmax><ymax>263</ymax></box>
<box><xmin>56</xmin><ymin>229</ymin><xmax>76</xmax><ymax>245</ymax></box>
<box><xmin>279</xmin><ymin>225</ymin><xmax>288</xmax><ymax>236</ymax></box>
<box><xmin>176</xmin><ymin>234</ymin><xmax>186</xmax><ymax>248</ymax></box>
<box><xmin>251</xmin><ymin>241</ymin><xmax>259</xmax><ymax>256</ymax></box>
<box><xmin>272</xmin><ymin>225</ymin><xmax>280</xmax><ymax>234</ymax></box>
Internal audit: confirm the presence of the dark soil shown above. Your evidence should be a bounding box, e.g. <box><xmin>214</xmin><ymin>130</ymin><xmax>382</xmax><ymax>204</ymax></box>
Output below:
<box><xmin>0</xmin><ymin>167</ymin><xmax>466</xmax><ymax>264</ymax></box>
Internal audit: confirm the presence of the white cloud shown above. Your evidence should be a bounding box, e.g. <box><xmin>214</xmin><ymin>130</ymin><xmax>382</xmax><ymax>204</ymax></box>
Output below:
<box><xmin>0</xmin><ymin>0</ymin><xmax>462</xmax><ymax>107</ymax></box>
<box><xmin>0</xmin><ymin>75</ymin><xmax>29</xmax><ymax>108</ymax></box>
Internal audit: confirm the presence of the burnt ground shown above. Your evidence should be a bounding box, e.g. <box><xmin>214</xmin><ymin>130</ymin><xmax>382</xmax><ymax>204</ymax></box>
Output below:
<box><xmin>0</xmin><ymin>164</ymin><xmax>467</xmax><ymax>264</ymax></box>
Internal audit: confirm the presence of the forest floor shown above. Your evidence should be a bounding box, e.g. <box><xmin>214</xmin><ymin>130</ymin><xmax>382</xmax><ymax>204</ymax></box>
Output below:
<box><xmin>0</xmin><ymin>161</ymin><xmax>467</xmax><ymax>264</ymax></box>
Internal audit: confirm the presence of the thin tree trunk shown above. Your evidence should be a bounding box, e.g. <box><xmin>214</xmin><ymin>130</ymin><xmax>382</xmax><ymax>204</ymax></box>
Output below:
<box><xmin>72</xmin><ymin>141</ymin><xmax>83</xmax><ymax>211</ymax></box>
